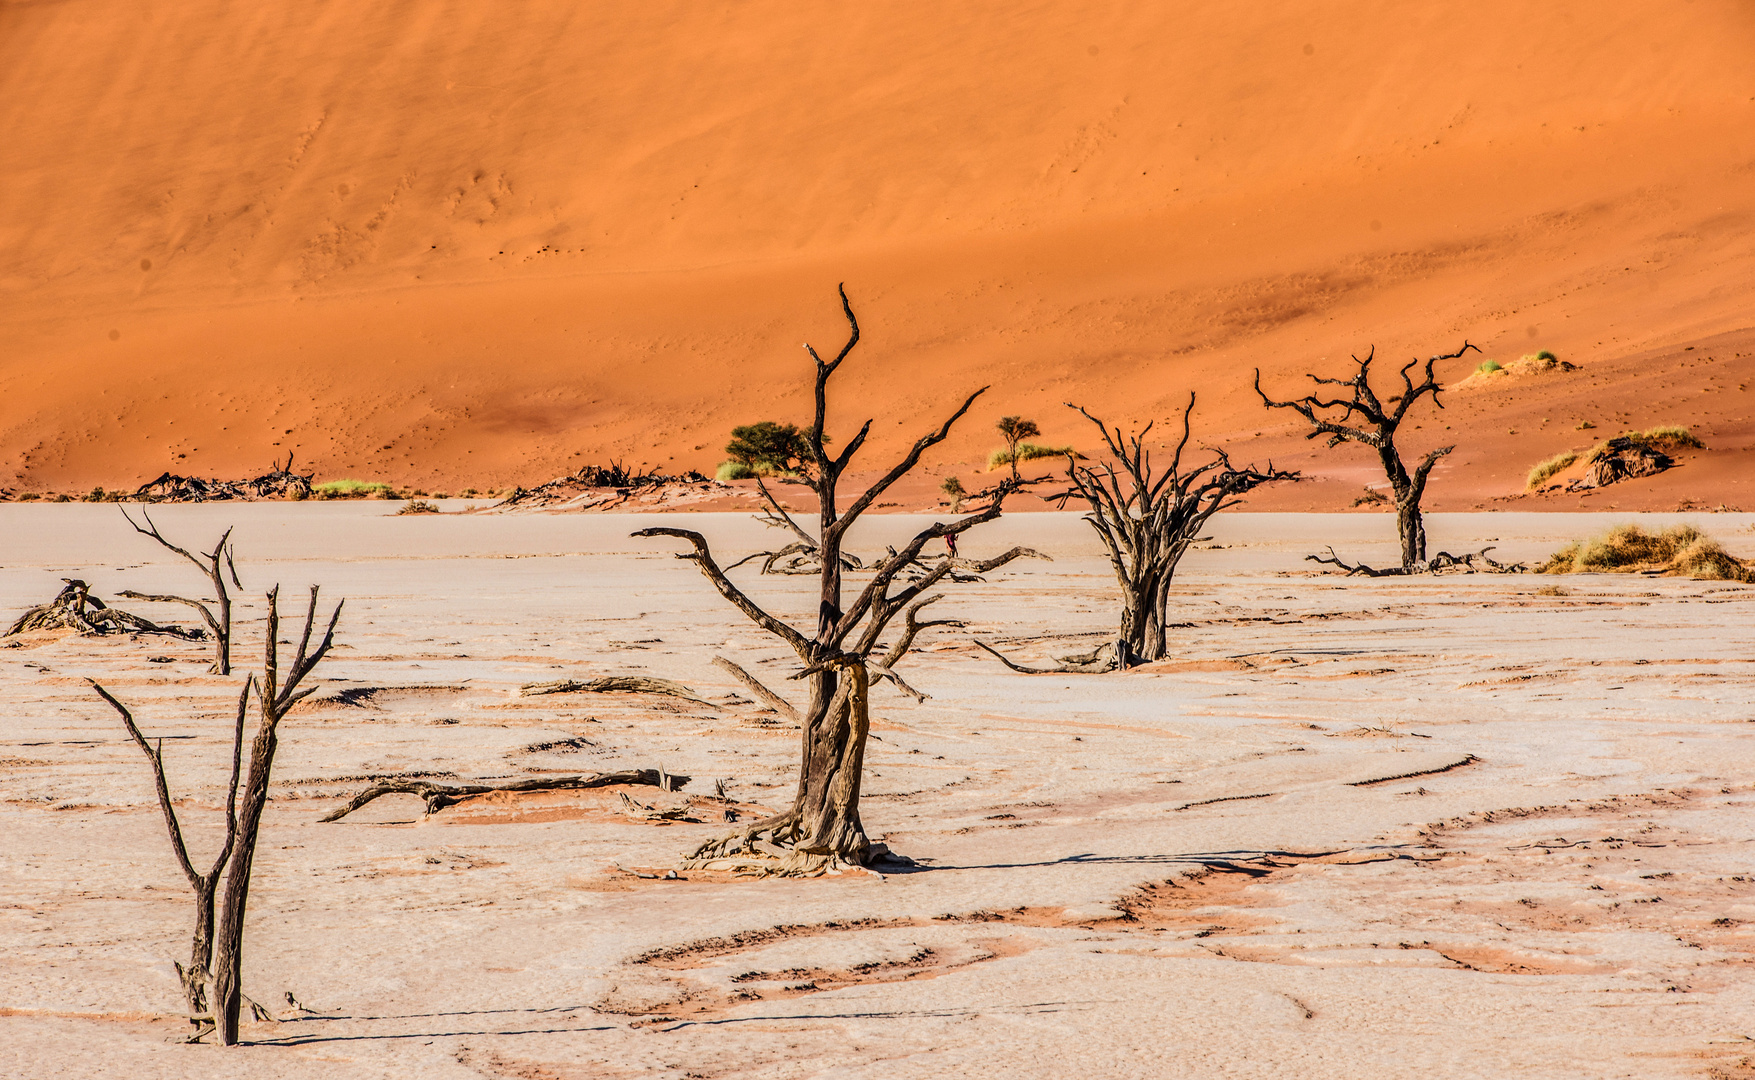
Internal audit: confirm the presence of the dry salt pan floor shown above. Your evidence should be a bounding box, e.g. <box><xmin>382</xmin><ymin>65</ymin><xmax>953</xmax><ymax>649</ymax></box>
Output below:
<box><xmin>3</xmin><ymin>505</ymin><xmax>1754</xmax><ymax>1079</ymax></box>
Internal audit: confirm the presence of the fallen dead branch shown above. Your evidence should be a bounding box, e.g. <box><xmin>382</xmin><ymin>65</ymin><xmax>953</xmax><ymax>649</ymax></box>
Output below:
<box><xmin>518</xmin><ymin>675</ymin><xmax>712</xmax><ymax>705</ymax></box>
<box><xmin>1348</xmin><ymin>755</ymin><xmax>1479</xmax><ymax>787</ymax></box>
<box><xmin>975</xmin><ymin>638</ymin><xmax>1120</xmax><ymax>674</ymax></box>
<box><xmin>711</xmin><ymin>656</ymin><xmax>801</xmax><ymax>722</ymax></box>
<box><xmin>133</xmin><ymin>453</ymin><xmax>313</xmax><ymax>502</ymax></box>
<box><xmin>6</xmin><ymin>579</ymin><xmax>204</xmax><ymax>639</ymax></box>
<box><xmin>320</xmin><ymin>768</ymin><xmax>691</xmax><ymax>821</ymax></box>
<box><xmin>1306</xmin><ymin>546</ymin><xmax>1526</xmax><ymax>576</ymax></box>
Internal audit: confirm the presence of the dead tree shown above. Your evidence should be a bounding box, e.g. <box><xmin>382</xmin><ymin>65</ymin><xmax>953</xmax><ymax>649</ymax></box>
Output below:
<box><xmin>89</xmin><ymin>680</ymin><xmax>248</xmax><ymax>1028</ymax></box>
<box><xmin>634</xmin><ymin>285</ymin><xmax>1037</xmax><ymax>876</ymax></box>
<box><xmin>119</xmin><ymin>508</ymin><xmax>241</xmax><ymax>674</ymax></box>
<box><xmin>1045</xmin><ymin>396</ymin><xmax>1295</xmax><ymax>665</ymax></box>
<box><xmin>90</xmin><ymin>585</ymin><xmax>339</xmax><ymax>1044</ymax></box>
<box><xmin>1255</xmin><ymin>343</ymin><xmax>1477</xmax><ymax>571</ymax></box>
<box><xmin>210</xmin><ymin>585</ymin><xmax>342</xmax><ymax>1045</ymax></box>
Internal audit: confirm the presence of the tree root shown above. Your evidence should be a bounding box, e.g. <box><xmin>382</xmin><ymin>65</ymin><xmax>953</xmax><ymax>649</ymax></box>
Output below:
<box><xmin>518</xmin><ymin>675</ymin><xmax>712</xmax><ymax>705</ymax></box>
<box><xmin>678</xmin><ymin>809</ymin><xmax>913</xmax><ymax>877</ymax></box>
<box><xmin>5</xmin><ymin>579</ymin><xmax>204</xmax><ymax>639</ymax></box>
<box><xmin>974</xmin><ymin>639</ymin><xmax>1118</xmax><ymax>674</ymax></box>
<box><xmin>1306</xmin><ymin>546</ymin><xmax>1526</xmax><ymax>576</ymax></box>
<box><xmin>320</xmin><ymin>768</ymin><xmax>689</xmax><ymax>822</ymax></box>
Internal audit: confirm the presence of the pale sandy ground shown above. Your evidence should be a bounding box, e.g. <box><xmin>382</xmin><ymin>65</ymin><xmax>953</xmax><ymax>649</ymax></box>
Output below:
<box><xmin>3</xmin><ymin>506</ymin><xmax>1755</xmax><ymax>1079</ymax></box>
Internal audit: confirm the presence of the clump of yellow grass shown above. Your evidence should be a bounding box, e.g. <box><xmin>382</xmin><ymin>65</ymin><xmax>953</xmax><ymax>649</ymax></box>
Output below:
<box><xmin>1536</xmin><ymin>523</ymin><xmax>1755</xmax><ymax>581</ymax></box>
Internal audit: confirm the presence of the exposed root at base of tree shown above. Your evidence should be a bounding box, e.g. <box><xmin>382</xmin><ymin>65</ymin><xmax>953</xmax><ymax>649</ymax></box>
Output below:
<box><xmin>320</xmin><ymin>768</ymin><xmax>690</xmax><ymax>822</ymax></box>
<box><xmin>681</xmin><ymin>809</ymin><xmax>914</xmax><ymax>878</ymax></box>
<box><xmin>1305</xmin><ymin>546</ymin><xmax>1528</xmax><ymax>576</ymax></box>
<box><xmin>5</xmin><ymin>579</ymin><xmax>205</xmax><ymax>639</ymax></box>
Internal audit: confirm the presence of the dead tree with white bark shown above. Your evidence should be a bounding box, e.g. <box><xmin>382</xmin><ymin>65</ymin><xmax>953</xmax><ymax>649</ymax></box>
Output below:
<box><xmin>118</xmin><ymin>509</ymin><xmax>241</xmax><ymax>674</ymax></box>
<box><xmin>93</xmin><ymin>585</ymin><xmax>342</xmax><ymax>1044</ymax></box>
<box><xmin>635</xmin><ymin>285</ymin><xmax>1038</xmax><ymax>876</ymax></box>
<box><xmin>1255</xmin><ymin>343</ymin><xmax>1476</xmax><ymax>573</ymax></box>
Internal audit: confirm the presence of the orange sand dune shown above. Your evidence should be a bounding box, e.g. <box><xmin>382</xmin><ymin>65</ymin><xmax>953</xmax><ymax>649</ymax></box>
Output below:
<box><xmin>3</xmin><ymin>1</ymin><xmax>1753</xmax><ymax>508</ymax></box>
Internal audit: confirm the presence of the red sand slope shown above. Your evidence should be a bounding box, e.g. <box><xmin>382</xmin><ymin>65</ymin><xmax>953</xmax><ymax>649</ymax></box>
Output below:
<box><xmin>3</xmin><ymin>1</ymin><xmax>1753</xmax><ymax>509</ymax></box>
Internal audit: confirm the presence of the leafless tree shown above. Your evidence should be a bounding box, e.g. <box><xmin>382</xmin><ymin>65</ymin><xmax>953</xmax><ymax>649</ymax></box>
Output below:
<box><xmin>88</xmin><ymin>680</ymin><xmax>247</xmax><ymax>1029</ymax></box>
<box><xmin>635</xmin><ymin>285</ymin><xmax>1039</xmax><ymax>876</ymax></box>
<box><xmin>1255</xmin><ymin>343</ymin><xmax>1477</xmax><ymax>571</ymax></box>
<box><xmin>1054</xmin><ymin>396</ymin><xmax>1295</xmax><ymax>665</ymax></box>
<box><xmin>93</xmin><ymin>585</ymin><xmax>342</xmax><ymax>1044</ymax></box>
<box><xmin>118</xmin><ymin>509</ymin><xmax>241</xmax><ymax>673</ymax></box>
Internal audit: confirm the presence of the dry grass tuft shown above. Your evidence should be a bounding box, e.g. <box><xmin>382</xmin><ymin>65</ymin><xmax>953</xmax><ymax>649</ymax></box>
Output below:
<box><xmin>1537</xmin><ymin>524</ymin><xmax>1755</xmax><ymax>581</ymax></box>
<box><xmin>1526</xmin><ymin>452</ymin><xmax>1578</xmax><ymax>490</ymax></box>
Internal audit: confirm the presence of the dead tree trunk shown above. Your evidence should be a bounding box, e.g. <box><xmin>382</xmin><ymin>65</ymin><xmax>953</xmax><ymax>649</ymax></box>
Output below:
<box><xmin>89</xmin><ymin>680</ymin><xmax>248</xmax><ymax>1030</ymax></box>
<box><xmin>1255</xmin><ymin>343</ymin><xmax>1476</xmax><ymax>571</ymax></box>
<box><xmin>635</xmin><ymin>285</ymin><xmax>1036</xmax><ymax>876</ymax></box>
<box><xmin>212</xmin><ymin>585</ymin><xmax>343</xmax><ymax>1045</ymax></box>
<box><xmin>120</xmin><ymin>509</ymin><xmax>241</xmax><ymax>674</ymax></box>
<box><xmin>1056</xmin><ymin>396</ymin><xmax>1296</xmax><ymax>663</ymax></box>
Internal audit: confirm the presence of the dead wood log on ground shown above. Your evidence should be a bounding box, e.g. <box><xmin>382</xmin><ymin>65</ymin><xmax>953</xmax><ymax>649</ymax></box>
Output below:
<box><xmin>976</xmin><ymin>639</ymin><xmax>1120</xmax><ymax>674</ymax></box>
<box><xmin>133</xmin><ymin>454</ymin><xmax>314</xmax><ymax>503</ymax></box>
<box><xmin>518</xmin><ymin>675</ymin><xmax>712</xmax><ymax>705</ymax></box>
<box><xmin>320</xmin><ymin>768</ymin><xmax>691</xmax><ymax>821</ymax></box>
<box><xmin>6</xmin><ymin>579</ymin><xmax>204</xmax><ymax>639</ymax></box>
<box><xmin>712</xmin><ymin>656</ymin><xmax>801</xmax><ymax>721</ymax></box>
<box><xmin>1307</xmin><ymin>546</ymin><xmax>1526</xmax><ymax>576</ymax></box>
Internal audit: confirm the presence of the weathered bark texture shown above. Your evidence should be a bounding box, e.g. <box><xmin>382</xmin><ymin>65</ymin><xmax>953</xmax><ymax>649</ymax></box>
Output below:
<box><xmin>320</xmin><ymin>768</ymin><xmax>689</xmax><ymax>821</ymax></box>
<box><xmin>120</xmin><ymin>509</ymin><xmax>240</xmax><ymax>674</ymax></box>
<box><xmin>211</xmin><ymin>586</ymin><xmax>343</xmax><ymax>1046</ymax></box>
<box><xmin>635</xmin><ymin>285</ymin><xmax>1034</xmax><ymax>876</ymax></box>
<box><xmin>1059</xmin><ymin>396</ymin><xmax>1296</xmax><ymax>662</ymax></box>
<box><xmin>5</xmin><ymin>578</ymin><xmax>202</xmax><ymax>639</ymax></box>
<box><xmin>1256</xmin><ymin>344</ymin><xmax>1476</xmax><ymax>571</ymax></box>
<box><xmin>89</xmin><ymin>680</ymin><xmax>248</xmax><ymax>1035</ymax></box>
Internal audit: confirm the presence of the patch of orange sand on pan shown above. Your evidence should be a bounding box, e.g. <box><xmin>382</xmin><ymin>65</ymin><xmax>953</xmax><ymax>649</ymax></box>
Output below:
<box><xmin>2</xmin><ymin>1</ymin><xmax>1753</xmax><ymax>508</ymax></box>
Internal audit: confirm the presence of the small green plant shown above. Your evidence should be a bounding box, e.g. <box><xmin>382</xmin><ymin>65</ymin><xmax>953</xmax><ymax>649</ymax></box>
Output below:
<box><xmin>1477</xmin><ymin>359</ymin><xmax>1503</xmax><ymax>374</ymax></box>
<box><xmin>1526</xmin><ymin>451</ymin><xmax>1579</xmax><ymax>489</ymax></box>
<box><xmin>1633</xmin><ymin>425</ymin><xmax>1703</xmax><ymax>450</ymax></box>
<box><xmin>725</xmin><ymin>421</ymin><xmax>811</xmax><ymax>476</ymax></box>
<box><xmin>1576</xmin><ymin>420</ymin><xmax>1596</xmax><ymax>430</ymax></box>
<box><xmin>716</xmin><ymin>461</ymin><xmax>758</xmax><ymax>481</ymax></box>
<box><xmin>988</xmin><ymin>443</ymin><xmax>1075</xmax><ymax>470</ymax></box>
<box><xmin>52</xmin><ymin>493</ymin><xmax>72</xmax><ymax>503</ymax></box>
<box><xmin>288</xmin><ymin>485</ymin><xmax>308</xmax><ymax>501</ymax></box>
<box><xmin>84</xmin><ymin>487</ymin><xmax>107</xmax><ymax>503</ymax></box>
<box><xmin>315</xmin><ymin>479</ymin><xmax>392</xmax><ymax>499</ymax></box>
<box><xmin>396</xmin><ymin>500</ymin><xmax>440</xmax><ymax>515</ymax></box>
<box><xmin>940</xmin><ymin>476</ymin><xmax>966</xmax><ymax>511</ymax></box>
<box><xmin>462</xmin><ymin>488</ymin><xmax>478</xmax><ymax>497</ymax></box>
<box><xmin>17</xmin><ymin>492</ymin><xmax>40</xmax><ymax>501</ymax></box>
<box><xmin>1532</xmin><ymin>349</ymin><xmax>1557</xmax><ymax>361</ymax></box>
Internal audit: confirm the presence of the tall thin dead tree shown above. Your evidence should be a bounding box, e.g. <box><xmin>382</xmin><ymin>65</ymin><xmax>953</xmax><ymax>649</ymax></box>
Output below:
<box><xmin>119</xmin><ymin>508</ymin><xmax>241</xmax><ymax>673</ymax></box>
<box><xmin>93</xmin><ymin>584</ymin><xmax>342</xmax><ymax>1045</ymax></box>
<box><xmin>211</xmin><ymin>585</ymin><xmax>341</xmax><ymax>1045</ymax></box>
<box><xmin>89</xmin><ymin>680</ymin><xmax>248</xmax><ymax>1027</ymax></box>
<box><xmin>1055</xmin><ymin>396</ymin><xmax>1295</xmax><ymax>665</ymax></box>
<box><xmin>635</xmin><ymin>285</ymin><xmax>1038</xmax><ymax>876</ymax></box>
<box><xmin>1255</xmin><ymin>343</ymin><xmax>1476</xmax><ymax>571</ymax></box>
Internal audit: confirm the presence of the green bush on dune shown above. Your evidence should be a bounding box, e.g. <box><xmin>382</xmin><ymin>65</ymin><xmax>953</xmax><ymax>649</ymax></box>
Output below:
<box><xmin>316</xmin><ymin>479</ymin><xmax>393</xmax><ymax>499</ymax></box>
